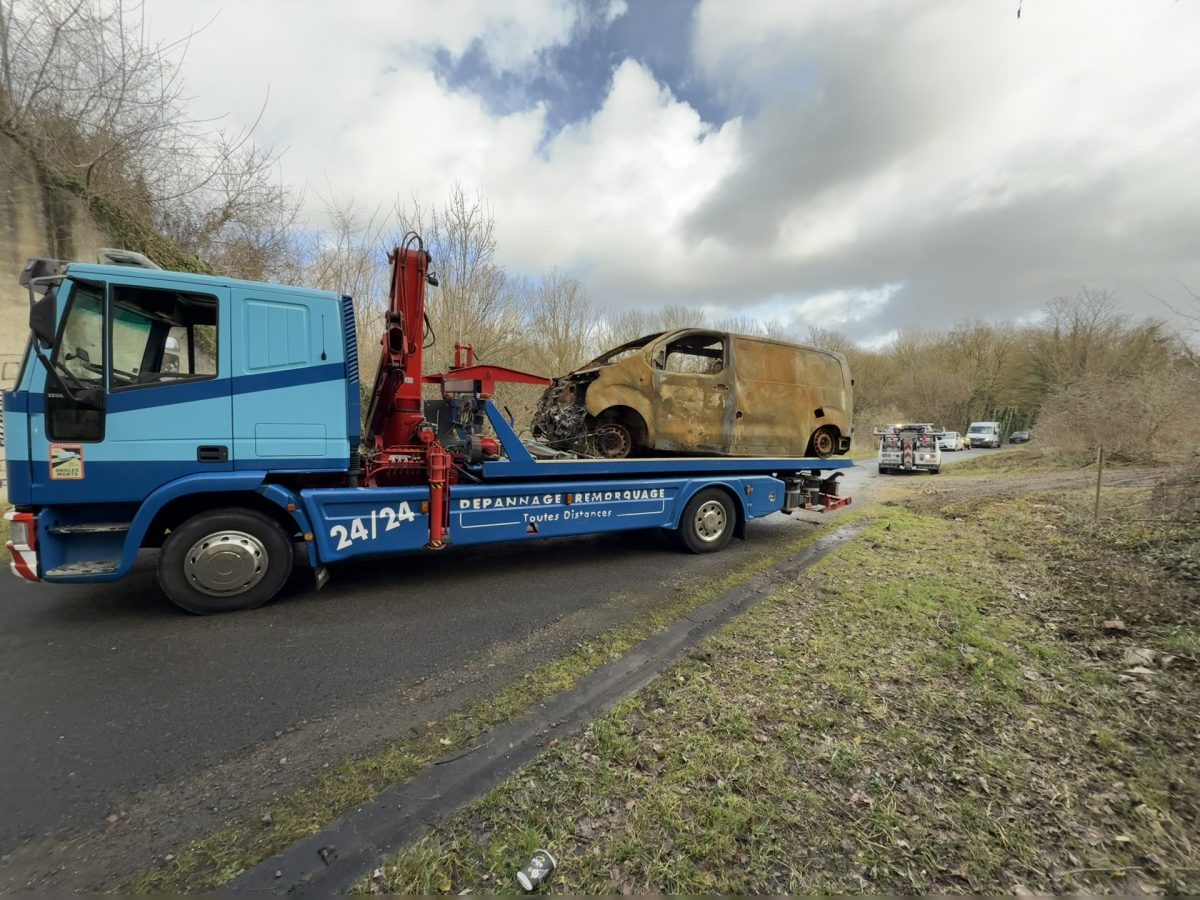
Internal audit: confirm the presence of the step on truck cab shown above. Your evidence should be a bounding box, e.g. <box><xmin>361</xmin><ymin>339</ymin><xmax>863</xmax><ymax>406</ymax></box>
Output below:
<box><xmin>5</xmin><ymin>248</ymin><xmax>853</xmax><ymax>614</ymax></box>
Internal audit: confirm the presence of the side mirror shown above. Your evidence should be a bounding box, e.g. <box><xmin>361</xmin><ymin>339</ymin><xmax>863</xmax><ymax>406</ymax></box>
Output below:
<box><xmin>29</xmin><ymin>292</ymin><xmax>57</xmax><ymax>347</ymax></box>
<box><xmin>19</xmin><ymin>257</ymin><xmax>61</xmax><ymax>294</ymax></box>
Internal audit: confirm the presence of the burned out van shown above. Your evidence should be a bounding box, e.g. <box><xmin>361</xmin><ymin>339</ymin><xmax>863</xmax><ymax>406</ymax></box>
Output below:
<box><xmin>531</xmin><ymin>329</ymin><xmax>854</xmax><ymax>459</ymax></box>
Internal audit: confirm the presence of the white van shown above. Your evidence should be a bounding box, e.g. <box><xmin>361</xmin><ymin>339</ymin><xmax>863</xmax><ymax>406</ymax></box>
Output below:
<box><xmin>966</xmin><ymin>421</ymin><xmax>1002</xmax><ymax>449</ymax></box>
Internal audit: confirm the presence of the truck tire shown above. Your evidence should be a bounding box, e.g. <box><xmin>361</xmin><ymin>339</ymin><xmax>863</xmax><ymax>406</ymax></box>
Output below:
<box><xmin>677</xmin><ymin>488</ymin><xmax>735</xmax><ymax>554</ymax></box>
<box><xmin>158</xmin><ymin>508</ymin><xmax>293</xmax><ymax>614</ymax></box>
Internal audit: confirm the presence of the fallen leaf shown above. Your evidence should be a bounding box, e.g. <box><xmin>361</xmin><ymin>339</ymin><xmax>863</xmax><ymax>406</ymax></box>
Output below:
<box><xmin>850</xmin><ymin>790</ymin><xmax>873</xmax><ymax>807</ymax></box>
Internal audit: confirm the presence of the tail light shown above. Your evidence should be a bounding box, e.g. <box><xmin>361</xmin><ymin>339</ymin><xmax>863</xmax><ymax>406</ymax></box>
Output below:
<box><xmin>5</xmin><ymin>510</ymin><xmax>36</xmax><ymax>550</ymax></box>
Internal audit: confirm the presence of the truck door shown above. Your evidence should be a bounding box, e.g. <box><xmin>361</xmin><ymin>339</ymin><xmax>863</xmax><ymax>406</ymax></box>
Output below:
<box><xmin>649</xmin><ymin>331</ymin><xmax>734</xmax><ymax>455</ymax></box>
<box><xmin>27</xmin><ymin>276</ymin><xmax>232</xmax><ymax>505</ymax></box>
<box><xmin>229</xmin><ymin>288</ymin><xmax>348</xmax><ymax>471</ymax></box>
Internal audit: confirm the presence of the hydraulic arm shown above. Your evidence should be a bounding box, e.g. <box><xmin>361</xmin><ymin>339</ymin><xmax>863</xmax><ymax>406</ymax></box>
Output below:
<box><xmin>360</xmin><ymin>234</ymin><xmax>549</xmax><ymax>546</ymax></box>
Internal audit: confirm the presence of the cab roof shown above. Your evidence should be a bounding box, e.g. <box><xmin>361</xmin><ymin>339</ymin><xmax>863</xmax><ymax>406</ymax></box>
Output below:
<box><xmin>63</xmin><ymin>261</ymin><xmax>342</xmax><ymax>302</ymax></box>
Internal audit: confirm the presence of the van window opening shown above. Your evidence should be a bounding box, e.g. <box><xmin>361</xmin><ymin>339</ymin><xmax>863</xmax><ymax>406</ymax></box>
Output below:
<box><xmin>661</xmin><ymin>333</ymin><xmax>725</xmax><ymax>374</ymax></box>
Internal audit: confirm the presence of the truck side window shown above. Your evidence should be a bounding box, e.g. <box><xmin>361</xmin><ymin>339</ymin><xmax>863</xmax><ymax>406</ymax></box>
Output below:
<box><xmin>109</xmin><ymin>286</ymin><xmax>217</xmax><ymax>390</ymax></box>
<box><xmin>661</xmin><ymin>333</ymin><xmax>725</xmax><ymax>375</ymax></box>
<box><xmin>52</xmin><ymin>283</ymin><xmax>105</xmax><ymax>385</ymax></box>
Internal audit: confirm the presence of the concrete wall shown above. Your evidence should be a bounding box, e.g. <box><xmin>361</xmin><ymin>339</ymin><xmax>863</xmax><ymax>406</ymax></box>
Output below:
<box><xmin>0</xmin><ymin>133</ymin><xmax>115</xmax><ymax>499</ymax></box>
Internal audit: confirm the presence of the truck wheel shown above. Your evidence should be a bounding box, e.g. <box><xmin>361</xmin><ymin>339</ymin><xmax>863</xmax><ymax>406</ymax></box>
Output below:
<box><xmin>931</xmin><ymin>467</ymin><xmax>941</xmax><ymax>475</ymax></box>
<box><xmin>158</xmin><ymin>508</ymin><xmax>293</xmax><ymax>614</ymax></box>
<box><xmin>677</xmin><ymin>488</ymin><xmax>735</xmax><ymax>554</ymax></box>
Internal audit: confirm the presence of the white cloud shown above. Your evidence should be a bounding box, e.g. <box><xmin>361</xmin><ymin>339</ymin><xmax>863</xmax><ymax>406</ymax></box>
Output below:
<box><xmin>605</xmin><ymin>0</ymin><xmax>628</xmax><ymax>25</ymax></box>
<box><xmin>142</xmin><ymin>0</ymin><xmax>1200</xmax><ymax>337</ymax></box>
<box><xmin>689</xmin><ymin>0</ymin><xmax>1200</xmax><ymax>332</ymax></box>
<box><xmin>144</xmin><ymin>0</ymin><xmax>577</xmax><ymax>126</ymax></box>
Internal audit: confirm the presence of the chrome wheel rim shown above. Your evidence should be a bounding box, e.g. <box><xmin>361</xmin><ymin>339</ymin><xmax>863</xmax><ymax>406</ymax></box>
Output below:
<box><xmin>184</xmin><ymin>530</ymin><xmax>268</xmax><ymax>596</ymax></box>
<box><xmin>694</xmin><ymin>500</ymin><xmax>727</xmax><ymax>542</ymax></box>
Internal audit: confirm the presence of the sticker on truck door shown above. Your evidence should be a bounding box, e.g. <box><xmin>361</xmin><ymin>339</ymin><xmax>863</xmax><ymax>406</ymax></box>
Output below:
<box><xmin>49</xmin><ymin>444</ymin><xmax>85</xmax><ymax>479</ymax></box>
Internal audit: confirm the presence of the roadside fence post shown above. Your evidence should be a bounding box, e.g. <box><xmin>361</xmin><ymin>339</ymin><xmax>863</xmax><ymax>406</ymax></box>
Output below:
<box><xmin>1093</xmin><ymin>444</ymin><xmax>1105</xmax><ymax>522</ymax></box>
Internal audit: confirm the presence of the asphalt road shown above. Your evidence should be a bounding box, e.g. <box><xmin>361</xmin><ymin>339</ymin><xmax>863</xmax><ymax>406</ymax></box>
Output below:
<box><xmin>0</xmin><ymin>447</ymin><xmax>991</xmax><ymax>871</ymax></box>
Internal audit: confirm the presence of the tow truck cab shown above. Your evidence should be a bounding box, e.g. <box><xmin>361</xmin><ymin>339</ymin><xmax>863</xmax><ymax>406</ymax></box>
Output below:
<box><xmin>4</xmin><ymin>257</ymin><xmax>358</xmax><ymax>584</ymax></box>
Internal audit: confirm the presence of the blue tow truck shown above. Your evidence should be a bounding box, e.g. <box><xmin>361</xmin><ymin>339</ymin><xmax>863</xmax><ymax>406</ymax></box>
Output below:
<box><xmin>4</xmin><ymin>242</ymin><xmax>852</xmax><ymax>613</ymax></box>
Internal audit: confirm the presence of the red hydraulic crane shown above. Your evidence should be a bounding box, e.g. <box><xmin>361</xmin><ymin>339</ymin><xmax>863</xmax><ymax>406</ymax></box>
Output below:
<box><xmin>361</xmin><ymin>233</ymin><xmax>550</xmax><ymax>546</ymax></box>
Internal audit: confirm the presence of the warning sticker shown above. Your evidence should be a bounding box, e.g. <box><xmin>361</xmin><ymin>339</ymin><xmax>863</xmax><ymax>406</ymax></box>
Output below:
<box><xmin>49</xmin><ymin>444</ymin><xmax>85</xmax><ymax>480</ymax></box>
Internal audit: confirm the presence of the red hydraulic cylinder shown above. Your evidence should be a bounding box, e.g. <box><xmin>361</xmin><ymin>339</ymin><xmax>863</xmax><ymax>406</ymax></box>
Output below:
<box><xmin>423</xmin><ymin>430</ymin><xmax>451</xmax><ymax>549</ymax></box>
<box><xmin>366</xmin><ymin>243</ymin><xmax>433</xmax><ymax>450</ymax></box>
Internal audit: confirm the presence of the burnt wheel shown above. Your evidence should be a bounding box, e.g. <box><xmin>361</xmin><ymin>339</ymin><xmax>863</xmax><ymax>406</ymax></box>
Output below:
<box><xmin>808</xmin><ymin>426</ymin><xmax>838</xmax><ymax>459</ymax></box>
<box><xmin>592</xmin><ymin>421</ymin><xmax>634</xmax><ymax>459</ymax></box>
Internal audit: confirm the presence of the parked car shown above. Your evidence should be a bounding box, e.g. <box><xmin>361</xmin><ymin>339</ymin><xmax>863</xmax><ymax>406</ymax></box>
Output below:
<box><xmin>966</xmin><ymin>421</ymin><xmax>1003</xmax><ymax>449</ymax></box>
<box><xmin>938</xmin><ymin>430</ymin><xmax>965</xmax><ymax>451</ymax></box>
<box><xmin>531</xmin><ymin>330</ymin><xmax>854</xmax><ymax>458</ymax></box>
<box><xmin>1009</xmin><ymin>430</ymin><xmax>1031</xmax><ymax>443</ymax></box>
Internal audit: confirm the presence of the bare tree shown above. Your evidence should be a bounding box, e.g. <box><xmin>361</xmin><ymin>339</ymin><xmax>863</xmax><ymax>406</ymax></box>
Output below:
<box><xmin>0</xmin><ymin>0</ymin><xmax>289</xmax><ymax>270</ymax></box>
<box><xmin>599</xmin><ymin>308</ymin><xmax>657</xmax><ymax>346</ymax></box>
<box><xmin>527</xmin><ymin>268</ymin><xmax>600</xmax><ymax>376</ymax></box>
<box><xmin>805</xmin><ymin>326</ymin><xmax>855</xmax><ymax>355</ymax></box>
<box><xmin>396</xmin><ymin>184</ymin><xmax>531</xmax><ymax>370</ymax></box>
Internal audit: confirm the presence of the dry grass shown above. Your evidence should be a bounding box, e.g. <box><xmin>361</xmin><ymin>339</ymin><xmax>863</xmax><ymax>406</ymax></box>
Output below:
<box><xmin>365</xmin><ymin>473</ymin><xmax>1200</xmax><ymax>895</ymax></box>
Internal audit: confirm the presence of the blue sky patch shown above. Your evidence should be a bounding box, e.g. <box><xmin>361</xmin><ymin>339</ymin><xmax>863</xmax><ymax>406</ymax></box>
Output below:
<box><xmin>430</xmin><ymin>0</ymin><xmax>731</xmax><ymax>135</ymax></box>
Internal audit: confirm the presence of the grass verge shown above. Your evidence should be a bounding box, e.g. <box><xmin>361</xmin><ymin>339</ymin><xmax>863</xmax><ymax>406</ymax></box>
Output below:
<box><xmin>367</xmin><ymin>482</ymin><xmax>1199</xmax><ymax>894</ymax></box>
<box><xmin>127</xmin><ymin>517</ymin><xmax>856</xmax><ymax>892</ymax></box>
<box><xmin>1</xmin><ymin>502</ymin><xmax>10</xmax><ymax>562</ymax></box>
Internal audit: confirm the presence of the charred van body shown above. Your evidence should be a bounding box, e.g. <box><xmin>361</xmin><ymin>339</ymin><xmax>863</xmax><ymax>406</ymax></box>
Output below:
<box><xmin>531</xmin><ymin>330</ymin><xmax>854</xmax><ymax>459</ymax></box>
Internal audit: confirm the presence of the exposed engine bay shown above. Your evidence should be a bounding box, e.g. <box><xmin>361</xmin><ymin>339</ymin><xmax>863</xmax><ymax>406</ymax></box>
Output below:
<box><xmin>530</xmin><ymin>334</ymin><xmax>660</xmax><ymax>457</ymax></box>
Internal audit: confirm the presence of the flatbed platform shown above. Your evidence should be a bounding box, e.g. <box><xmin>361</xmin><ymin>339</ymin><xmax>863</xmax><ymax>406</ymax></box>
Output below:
<box><xmin>480</xmin><ymin>404</ymin><xmax>854</xmax><ymax>481</ymax></box>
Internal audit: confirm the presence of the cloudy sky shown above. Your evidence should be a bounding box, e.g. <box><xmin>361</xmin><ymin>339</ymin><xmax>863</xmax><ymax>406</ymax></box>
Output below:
<box><xmin>144</xmin><ymin>0</ymin><xmax>1200</xmax><ymax>343</ymax></box>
